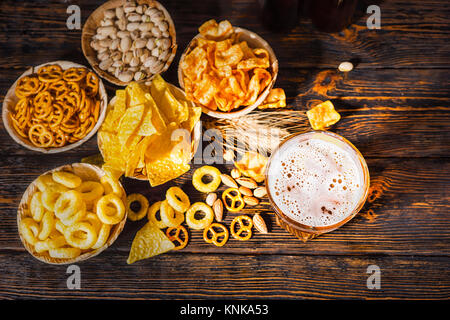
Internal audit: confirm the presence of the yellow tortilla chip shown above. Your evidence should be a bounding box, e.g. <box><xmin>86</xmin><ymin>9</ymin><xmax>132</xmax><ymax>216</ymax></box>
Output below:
<box><xmin>144</xmin><ymin>93</ymin><xmax>167</xmax><ymax>133</ymax></box>
<box><xmin>117</xmin><ymin>104</ymin><xmax>145</xmax><ymax>147</ymax></box>
<box><xmin>127</xmin><ymin>222</ymin><xmax>175</xmax><ymax>264</ymax></box>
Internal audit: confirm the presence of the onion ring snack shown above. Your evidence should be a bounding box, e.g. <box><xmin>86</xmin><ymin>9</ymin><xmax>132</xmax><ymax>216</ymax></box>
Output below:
<box><xmin>192</xmin><ymin>166</ymin><xmax>222</xmax><ymax>193</ymax></box>
<box><xmin>160</xmin><ymin>200</ymin><xmax>184</xmax><ymax>228</ymax></box>
<box><xmin>185</xmin><ymin>202</ymin><xmax>214</xmax><ymax>230</ymax></box>
<box><xmin>166</xmin><ymin>187</ymin><xmax>190</xmax><ymax>213</ymax></box>
<box><xmin>126</xmin><ymin>193</ymin><xmax>149</xmax><ymax>222</ymax></box>
<box><xmin>147</xmin><ymin>201</ymin><xmax>167</xmax><ymax>229</ymax></box>
<box><xmin>96</xmin><ymin>194</ymin><xmax>126</xmax><ymax>225</ymax></box>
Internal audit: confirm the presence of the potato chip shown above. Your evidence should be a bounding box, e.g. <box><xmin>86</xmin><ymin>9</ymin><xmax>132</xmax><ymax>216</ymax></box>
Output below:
<box><xmin>258</xmin><ymin>88</ymin><xmax>286</xmax><ymax>109</ymax></box>
<box><xmin>245</xmin><ymin>68</ymin><xmax>272</xmax><ymax>106</ymax></box>
<box><xmin>180</xmin><ymin>47</ymin><xmax>208</xmax><ymax>82</ymax></box>
<box><xmin>199</xmin><ymin>19</ymin><xmax>233</xmax><ymax>40</ymax></box>
<box><xmin>235</xmin><ymin>151</ymin><xmax>268</xmax><ymax>183</ymax></box>
<box><xmin>215</xmin><ymin>44</ymin><xmax>244</xmax><ymax>68</ymax></box>
<box><xmin>127</xmin><ymin>222</ymin><xmax>175</xmax><ymax>264</ymax></box>
<box><xmin>306</xmin><ymin>100</ymin><xmax>341</xmax><ymax>130</ymax></box>
<box><xmin>237</xmin><ymin>48</ymin><xmax>270</xmax><ymax>71</ymax></box>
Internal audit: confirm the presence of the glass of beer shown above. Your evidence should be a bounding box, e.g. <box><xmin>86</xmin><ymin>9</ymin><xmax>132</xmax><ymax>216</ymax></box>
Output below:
<box><xmin>265</xmin><ymin>131</ymin><xmax>370</xmax><ymax>240</ymax></box>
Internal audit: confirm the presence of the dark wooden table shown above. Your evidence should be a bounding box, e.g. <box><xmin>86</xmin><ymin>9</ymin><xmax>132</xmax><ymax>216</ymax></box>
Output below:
<box><xmin>0</xmin><ymin>0</ymin><xmax>449</xmax><ymax>300</ymax></box>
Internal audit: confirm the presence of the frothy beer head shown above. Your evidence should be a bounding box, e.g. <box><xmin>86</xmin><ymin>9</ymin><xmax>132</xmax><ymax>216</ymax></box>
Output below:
<box><xmin>266</xmin><ymin>131</ymin><xmax>369</xmax><ymax>230</ymax></box>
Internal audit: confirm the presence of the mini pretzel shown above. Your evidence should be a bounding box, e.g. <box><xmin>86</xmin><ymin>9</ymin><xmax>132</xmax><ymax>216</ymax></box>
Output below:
<box><xmin>222</xmin><ymin>188</ymin><xmax>245</xmax><ymax>212</ymax></box>
<box><xmin>85</xmin><ymin>72</ymin><xmax>99</xmax><ymax>96</ymax></box>
<box><xmin>63</xmin><ymin>67</ymin><xmax>87</xmax><ymax>82</ymax></box>
<box><xmin>203</xmin><ymin>223</ymin><xmax>229</xmax><ymax>247</ymax></box>
<box><xmin>230</xmin><ymin>215</ymin><xmax>253</xmax><ymax>241</ymax></box>
<box><xmin>28</xmin><ymin>124</ymin><xmax>54</xmax><ymax>147</ymax></box>
<box><xmin>37</xmin><ymin>64</ymin><xmax>63</xmax><ymax>82</ymax></box>
<box><xmin>15</xmin><ymin>76</ymin><xmax>41</xmax><ymax>97</ymax></box>
<box><xmin>166</xmin><ymin>225</ymin><xmax>189</xmax><ymax>250</ymax></box>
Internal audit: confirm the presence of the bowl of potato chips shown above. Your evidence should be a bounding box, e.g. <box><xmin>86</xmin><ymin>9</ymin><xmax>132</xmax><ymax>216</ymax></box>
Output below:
<box><xmin>17</xmin><ymin>163</ymin><xmax>127</xmax><ymax>264</ymax></box>
<box><xmin>2</xmin><ymin>60</ymin><xmax>108</xmax><ymax>153</ymax></box>
<box><xmin>178</xmin><ymin>19</ymin><xmax>279</xmax><ymax>119</ymax></box>
<box><xmin>98</xmin><ymin>75</ymin><xmax>202</xmax><ymax>187</ymax></box>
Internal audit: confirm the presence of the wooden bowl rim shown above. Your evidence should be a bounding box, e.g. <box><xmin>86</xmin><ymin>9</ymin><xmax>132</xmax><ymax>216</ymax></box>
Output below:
<box><xmin>17</xmin><ymin>163</ymin><xmax>127</xmax><ymax>265</ymax></box>
<box><xmin>1</xmin><ymin>60</ymin><xmax>108</xmax><ymax>154</ymax></box>
<box><xmin>177</xmin><ymin>26</ymin><xmax>279</xmax><ymax>119</ymax></box>
<box><xmin>81</xmin><ymin>0</ymin><xmax>177</xmax><ymax>86</ymax></box>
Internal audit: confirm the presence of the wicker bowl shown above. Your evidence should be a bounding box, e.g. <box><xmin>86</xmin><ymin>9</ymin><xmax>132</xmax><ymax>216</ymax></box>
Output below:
<box><xmin>2</xmin><ymin>61</ymin><xmax>108</xmax><ymax>153</ymax></box>
<box><xmin>178</xmin><ymin>26</ymin><xmax>278</xmax><ymax>119</ymax></box>
<box><xmin>17</xmin><ymin>163</ymin><xmax>127</xmax><ymax>264</ymax></box>
<box><xmin>82</xmin><ymin>0</ymin><xmax>177</xmax><ymax>86</ymax></box>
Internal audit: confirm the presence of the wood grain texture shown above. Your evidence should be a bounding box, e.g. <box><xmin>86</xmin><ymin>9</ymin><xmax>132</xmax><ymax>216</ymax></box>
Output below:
<box><xmin>0</xmin><ymin>0</ymin><xmax>449</xmax><ymax>300</ymax></box>
<box><xmin>0</xmin><ymin>251</ymin><xmax>448</xmax><ymax>300</ymax></box>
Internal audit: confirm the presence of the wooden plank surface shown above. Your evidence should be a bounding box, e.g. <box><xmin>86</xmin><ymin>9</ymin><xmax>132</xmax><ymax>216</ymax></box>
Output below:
<box><xmin>0</xmin><ymin>0</ymin><xmax>449</xmax><ymax>300</ymax></box>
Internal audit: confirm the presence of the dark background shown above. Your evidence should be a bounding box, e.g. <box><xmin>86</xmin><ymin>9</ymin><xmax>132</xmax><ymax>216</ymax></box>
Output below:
<box><xmin>0</xmin><ymin>0</ymin><xmax>449</xmax><ymax>299</ymax></box>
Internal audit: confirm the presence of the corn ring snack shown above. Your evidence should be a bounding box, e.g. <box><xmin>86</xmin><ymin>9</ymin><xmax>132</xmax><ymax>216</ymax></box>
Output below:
<box><xmin>160</xmin><ymin>200</ymin><xmax>184</xmax><ymax>228</ymax></box>
<box><xmin>41</xmin><ymin>188</ymin><xmax>63</xmax><ymax>212</ymax></box>
<box><xmin>34</xmin><ymin>235</ymin><xmax>66</xmax><ymax>253</ymax></box>
<box><xmin>85</xmin><ymin>212</ymin><xmax>102</xmax><ymax>233</ymax></box>
<box><xmin>30</xmin><ymin>191</ymin><xmax>45</xmax><ymax>222</ymax></box>
<box><xmin>54</xmin><ymin>190</ymin><xmax>85</xmax><ymax>221</ymax></box>
<box><xmin>19</xmin><ymin>218</ymin><xmax>40</xmax><ymax>246</ymax></box>
<box><xmin>166</xmin><ymin>225</ymin><xmax>189</xmax><ymax>250</ymax></box>
<box><xmin>147</xmin><ymin>201</ymin><xmax>167</xmax><ymax>229</ymax></box>
<box><xmin>91</xmin><ymin>224</ymin><xmax>111</xmax><ymax>250</ymax></box>
<box><xmin>185</xmin><ymin>202</ymin><xmax>214</xmax><ymax>230</ymax></box>
<box><xmin>59</xmin><ymin>208</ymin><xmax>86</xmax><ymax>227</ymax></box>
<box><xmin>96</xmin><ymin>194</ymin><xmax>126</xmax><ymax>225</ymax></box>
<box><xmin>222</xmin><ymin>188</ymin><xmax>245</xmax><ymax>212</ymax></box>
<box><xmin>230</xmin><ymin>215</ymin><xmax>253</xmax><ymax>241</ymax></box>
<box><xmin>166</xmin><ymin>187</ymin><xmax>190</xmax><ymax>213</ymax></box>
<box><xmin>52</xmin><ymin>171</ymin><xmax>82</xmax><ymax>189</ymax></box>
<box><xmin>64</xmin><ymin>222</ymin><xmax>97</xmax><ymax>250</ymax></box>
<box><xmin>192</xmin><ymin>166</ymin><xmax>222</xmax><ymax>193</ymax></box>
<box><xmin>100</xmin><ymin>174</ymin><xmax>123</xmax><ymax>197</ymax></box>
<box><xmin>203</xmin><ymin>223</ymin><xmax>229</xmax><ymax>247</ymax></box>
<box><xmin>38</xmin><ymin>211</ymin><xmax>55</xmax><ymax>241</ymax></box>
<box><xmin>49</xmin><ymin>247</ymin><xmax>81</xmax><ymax>259</ymax></box>
<box><xmin>75</xmin><ymin>181</ymin><xmax>104</xmax><ymax>203</ymax></box>
<box><xmin>126</xmin><ymin>193</ymin><xmax>149</xmax><ymax>221</ymax></box>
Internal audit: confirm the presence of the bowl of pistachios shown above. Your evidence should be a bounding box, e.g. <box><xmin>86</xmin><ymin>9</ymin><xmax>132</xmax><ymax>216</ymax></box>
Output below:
<box><xmin>82</xmin><ymin>0</ymin><xmax>177</xmax><ymax>86</ymax></box>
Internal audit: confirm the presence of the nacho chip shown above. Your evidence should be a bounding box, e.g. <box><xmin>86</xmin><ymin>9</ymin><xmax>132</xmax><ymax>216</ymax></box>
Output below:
<box><xmin>235</xmin><ymin>151</ymin><xmax>268</xmax><ymax>183</ymax></box>
<box><xmin>117</xmin><ymin>104</ymin><xmax>145</xmax><ymax>147</ymax></box>
<box><xmin>127</xmin><ymin>222</ymin><xmax>175</xmax><ymax>264</ymax></box>
<box><xmin>306</xmin><ymin>100</ymin><xmax>341</xmax><ymax>130</ymax></box>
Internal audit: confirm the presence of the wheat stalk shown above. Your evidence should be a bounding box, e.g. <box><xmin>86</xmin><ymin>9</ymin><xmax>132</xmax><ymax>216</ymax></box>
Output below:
<box><xmin>204</xmin><ymin>109</ymin><xmax>310</xmax><ymax>156</ymax></box>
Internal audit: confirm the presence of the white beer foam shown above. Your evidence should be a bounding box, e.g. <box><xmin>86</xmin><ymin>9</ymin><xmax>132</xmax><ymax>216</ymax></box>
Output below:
<box><xmin>268</xmin><ymin>135</ymin><xmax>364</xmax><ymax>227</ymax></box>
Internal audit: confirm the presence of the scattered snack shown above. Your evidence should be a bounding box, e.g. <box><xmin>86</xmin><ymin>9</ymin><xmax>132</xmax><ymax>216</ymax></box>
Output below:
<box><xmin>180</xmin><ymin>19</ymin><xmax>274</xmax><ymax>112</ymax></box>
<box><xmin>19</xmin><ymin>167</ymin><xmax>125</xmax><ymax>261</ymax></box>
<box><xmin>230</xmin><ymin>215</ymin><xmax>253</xmax><ymax>241</ymax></box>
<box><xmin>10</xmin><ymin>64</ymin><xmax>101</xmax><ymax>149</ymax></box>
<box><xmin>220</xmin><ymin>173</ymin><xmax>238</xmax><ymax>188</ymax></box>
<box><xmin>185</xmin><ymin>202</ymin><xmax>214</xmax><ymax>230</ymax></box>
<box><xmin>205</xmin><ymin>192</ymin><xmax>217</xmax><ymax>207</ymax></box>
<box><xmin>98</xmin><ymin>75</ymin><xmax>201</xmax><ymax>186</ymax></box>
<box><xmin>252</xmin><ymin>213</ymin><xmax>268</xmax><ymax>234</ymax></box>
<box><xmin>126</xmin><ymin>193</ymin><xmax>149</xmax><ymax>221</ymax></box>
<box><xmin>160</xmin><ymin>200</ymin><xmax>184</xmax><ymax>227</ymax></box>
<box><xmin>147</xmin><ymin>200</ymin><xmax>167</xmax><ymax>229</ymax></box>
<box><xmin>127</xmin><ymin>222</ymin><xmax>175</xmax><ymax>264</ymax></box>
<box><xmin>165</xmin><ymin>225</ymin><xmax>189</xmax><ymax>250</ymax></box>
<box><xmin>306</xmin><ymin>100</ymin><xmax>341</xmax><ymax>130</ymax></box>
<box><xmin>192</xmin><ymin>165</ymin><xmax>222</xmax><ymax>193</ymax></box>
<box><xmin>253</xmin><ymin>186</ymin><xmax>267</xmax><ymax>198</ymax></box>
<box><xmin>203</xmin><ymin>223</ymin><xmax>229</xmax><ymax>247</ymax></box>
<box><xmin>89</xmin><ymin>0</ymin><xmax>176</xmax><ymax>83</ymax></box>
<box><xmin>243</xmin><ymin>195</ymin><xmax>259</xmax><ymax>206</ymax></box>
<box><xmin>234</xmin><ymin>151</ymin><xmax>268</xmax><ymax>183</ymax></box>
<box><xmin>212</xmin><ymin>198</ymin><xmax>223</xmax><ymax>222</ymax></box>
<box><xmin>166</xmin><ymin>186</ymin><xmax>190</xmax><ymax>213</ymax></box>
<box><xmin>338</xmin><ymin>61</ymin><xmax>354</xmax><ymax>72</ymax></box>
<box><xmin>258</xmin><ymin>88</ymin><xmax>286</xmax><ymax>109</ymax></box>
<box><xmin>222</xmin><ymin>188</ymin><xmax>245</xmax><ymax>213</ymax></box>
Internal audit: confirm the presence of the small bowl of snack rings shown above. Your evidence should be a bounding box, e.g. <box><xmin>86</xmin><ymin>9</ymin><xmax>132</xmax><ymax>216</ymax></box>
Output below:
<box><xmin>2</xmin><ymin>60</ymin><xmax>108</xmax><ymax>153</ymax></box>
<box><xmin>82</xmin><ymin>0</ymin><xmax>177</xmax><ymax>86</ymax></box>
<box><xmin>178</xmin><ymin>19</ymin><xmax>279</xmax><ymax>119</ymax></box>
<box><xmin>17</xmin><ymin>163</ymin><xmax>127</xmax><ymax>264</ymax></box>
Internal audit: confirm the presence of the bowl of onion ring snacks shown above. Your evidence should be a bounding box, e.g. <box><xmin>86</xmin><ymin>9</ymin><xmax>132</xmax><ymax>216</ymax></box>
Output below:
<box><xmin>17</xmin><ymin>163</ymin><xmax>127</xmax><ymax>264</ymax></box>
<box><xmin>2</xmin><ymin>61</ymin><xmax>107</xmax><ymax>153</ymax></box>
<box><xmin>98</xmin><ymin>75</ymin><xmax>202</xmax><ymax>187</ymax></box>
<box><xmin>178</xmin><ymin>19</ymin><xmax>278</xmax><ymax>119</ymax></box>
